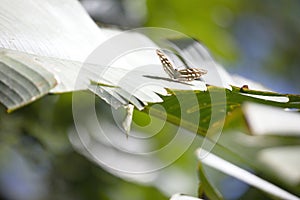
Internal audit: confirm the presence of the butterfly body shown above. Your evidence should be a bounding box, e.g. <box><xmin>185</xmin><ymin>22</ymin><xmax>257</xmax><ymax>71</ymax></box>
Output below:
<box><xmin>156</xmin><ymin>49</ymin><xmax>207</xmax><ymax>82</ymax></box>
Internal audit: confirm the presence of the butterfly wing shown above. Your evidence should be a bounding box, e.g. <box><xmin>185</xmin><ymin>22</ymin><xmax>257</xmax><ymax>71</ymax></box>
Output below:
<box><xmin>156</xmin><ymin>49</ymin><xmax>176</xmax><ymax>78</ymax></box>
<box><xmin>176</xmin><ymin>68</ymin><xmax>207</xmax><ymax>81</ymax></box>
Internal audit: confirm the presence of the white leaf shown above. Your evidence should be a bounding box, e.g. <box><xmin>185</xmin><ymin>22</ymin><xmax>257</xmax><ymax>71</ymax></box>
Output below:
<box><xmin>170</xmin><ymin>193</ymin><xmax>203</xmax><ymax>200</ymax></box>
<box><xmin>258</xmin><ymin>146</ymin><xmax>300</xmax><ymax>185</ymax></box>
<box><xmin>243</xmin><ymin>102</ymin><xmax>300</xmax><ymax>135</ymax></box>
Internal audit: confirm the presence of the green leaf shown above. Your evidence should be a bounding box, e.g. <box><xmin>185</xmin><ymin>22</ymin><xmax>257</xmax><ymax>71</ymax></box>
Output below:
<box><xmin>142</xmin><ymin>86</ymin><xmax>300</xmax><ymax>137</ymax></box>
<box><xmin>198</xmin><ymin>160</ymin><xmax>223</xmax><ymax>200</ymax></box>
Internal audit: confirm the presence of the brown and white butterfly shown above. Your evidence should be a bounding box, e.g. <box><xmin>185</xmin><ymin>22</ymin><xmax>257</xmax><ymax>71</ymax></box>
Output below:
<box><xmin>156</xmin><ymin>49</ymin><xmax>207</xmax><ymax>82</ymax></box>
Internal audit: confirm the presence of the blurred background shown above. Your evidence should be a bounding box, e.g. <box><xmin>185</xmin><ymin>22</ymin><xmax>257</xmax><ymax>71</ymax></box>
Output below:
<box><xmin>0</xmin><ymin>0</ymin><xmax>300</xmax><ymax>200</ymax></box>
<box><xmin>81</xmin><ymin>0</ymin><xmax>300</xmax><ymax>94</ymax></box>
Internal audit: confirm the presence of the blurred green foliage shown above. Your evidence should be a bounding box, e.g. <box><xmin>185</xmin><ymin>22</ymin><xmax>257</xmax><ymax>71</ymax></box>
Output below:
<box><xmin>146</xmin><ymin>0</ymin><xmax>240</xmax><ymax>60</ymax></box>
<box><xmin>0</xmin><ymin>94</ymin><xmax>167</xmax><ymax>200</ymax></box>
<box><xmin>146</xmin><ymin>0</ymin><xmax>300</xmax><ymax>93</ymax></box>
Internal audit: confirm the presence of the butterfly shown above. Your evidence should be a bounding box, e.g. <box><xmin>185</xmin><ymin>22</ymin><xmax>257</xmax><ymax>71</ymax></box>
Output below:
<box><xmin>156</xmin><ymin>49</ymin><xmax>207</xmax><ymax>82</ymax></box>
